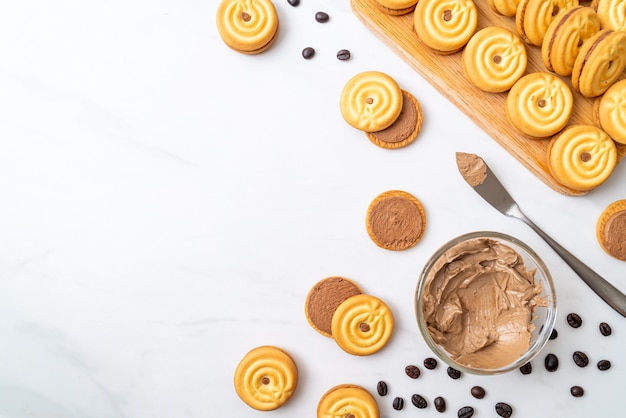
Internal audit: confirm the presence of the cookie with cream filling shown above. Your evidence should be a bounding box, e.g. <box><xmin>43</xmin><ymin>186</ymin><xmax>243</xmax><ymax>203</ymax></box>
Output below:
<box><xmin>596</xmin><ymin>200</ymin><xmax>626</xmax><ymax>261</ymax></box>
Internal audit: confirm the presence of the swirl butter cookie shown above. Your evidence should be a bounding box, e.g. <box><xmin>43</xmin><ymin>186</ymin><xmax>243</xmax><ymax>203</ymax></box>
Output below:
<box><xmin>374</xmin><ymin>0</ymin><xmax>418</xmax><ymax>15</ymax></box>
<box><xmin>571</xmin><ymin>29</ymin><xmax>626</xmax><ymax>98</ymax></box>
<box><xmin>413</xmin><ymin>0</ymin><xmax>478</xmax><ymax>54</ymax></box>
<box><xmin>596</xmin><ymin>200</ymin><xmax>626</xmax><ymax>261</ymax></box>
<box><xmin>488</xmin><ymin>0</ymin><xmax>521</xmax><ymax>16</ymax></box>
<box><xmin>216</xmin><ymin>0</ymin><xmax>279</xmax><ymax>54</ymax></box>
<box><xmin>541</xmin><ymin>6</ymin><xmax>601</xmax><ymax>76</ymax></box>
<box><xmin>592</xmin><ymin>0</ymin><xmax>626</xmax><ymax>32</ymax></box>
<box><xmin>331</xmin><ymin>294</ymin><xmax>394</xmax><ymax>356</ymax></box>
<box><xmin>366</xmin><ymin>90</ymin><xmax>423</xmax><ymax>149</ymax></box>
<box><xmin>506</xmin><ymin>72</ymin><xmax>573</xmax><ymax>137</ymax></box>
<box><xmin>594</xmin><ymin>79</ymin><xmax>626</xmax><ymax>144</ymax></box>
<box><xmin>548</xmin><ymin>125</ymin><xmax>617</xmax><ymax>191</ymax></box>
<box><xmin>305</xmin><ymin>276</ymin><xmax>363</xmax><ymax>338</ymax></box>
<box><xmin>516</xmin><ymin>0</ymin><xmax>579</xmax><ymax>46</ymax></box>
<box><xmin>317</xmin><ymin>384</ymin><xmax>379</xmax><ymax>418</ymax></box>
<box><xmin>462</xmin><ymin>26</ymin><xmax>527</xmax><ymax>93</ymax></box>
<box><xmin>234</xmin><ymin>345</ymin><xmax>298</xmax><ymax>411</ymax></box>
<box><xmin>340</xmin><ymin>71</ymin><xmax>403</xmax><ymax>132</ymax></box>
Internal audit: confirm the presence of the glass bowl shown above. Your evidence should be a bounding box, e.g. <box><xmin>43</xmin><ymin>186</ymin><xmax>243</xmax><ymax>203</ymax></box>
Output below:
<box><xmin>415</xmin><ymin>231</ymin><xmax>557</xmax><ymax>375</ymax></box>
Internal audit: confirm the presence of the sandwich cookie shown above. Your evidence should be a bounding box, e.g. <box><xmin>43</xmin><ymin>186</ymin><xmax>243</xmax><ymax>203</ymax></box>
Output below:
<box><xmin>516</xmin><ymin>0</ymin><xmax>579</xmax><ymax>46</ymax></box>
<box><xmin>541</xmin><ymin>6</ymin><xmax>602</xmax><ymax>76</ymax></box>
<box><xmin>592</xmin><ymin>0</ymin><xmax>626</xmax><ymax>32</ymax></box>
<box><xmin>594</xmin><ymin>79</ymin><xmax>626</xmax><ymax>144</ymax></box>
<box><xmin>462</xmin><ymin>26</ymin><xmax>528</xmax><ymax>93</ymax></box>
<box><xmin>340</xmin><ymin>71</ymin><xmax>403</xmax><ymax>132</ymax></box>
<box><xmin>216</xmin><ymin>0</ymin><xmax>279</xmax><ymax>54</ymax></box>
<box><xmin>366</xmin><ymin>90</ymin><xmax>423</xmax><ymax>149</ymax></box>
<box><xmin>234</xmin><ymin>345</ymin><xmax>298</xmax><ymax>410</ymax></box>
<box><xmin>317</xmin><ymin>384</ymin><xmax>379</xmax><ymax>418</ymax></box>
<box><xmin>548</xmin><ymin>124</ymin><xmax>617</xmax><ymax>191</ymax></box>
<box><xmin>413</xmin><ymin>0</ymin><xmax>478</xmax><ymax>54</ymax></box>
<box><xmin>374</xmin><ymin>0</ymin><xmax>418</xmax><ymax>15</ymax></box>
<box><xmin>488</xmin><ymin>0</ymin><xmax>521</xmax><ymax>17</ymax></box>
<box><xmin>506</xmin><ymin>72</ymin><xmax>573</xmax><ymax>137</ymax></box>
<box><xmin>571</xmin><ymin>29</ymin><xmax>626</xmax><ymax>98</ymax></box>
<box><xmin>596</xmin><ymin>200</ymin><xmax>626</xmax><ymax>261</ymax></box>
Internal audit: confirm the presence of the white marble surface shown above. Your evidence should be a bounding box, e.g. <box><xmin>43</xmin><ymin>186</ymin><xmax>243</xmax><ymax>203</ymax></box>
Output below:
<box><xmin>1</xmin><ymin>0</ymin><xmax>625</xmax><ymax>417</ymax></box>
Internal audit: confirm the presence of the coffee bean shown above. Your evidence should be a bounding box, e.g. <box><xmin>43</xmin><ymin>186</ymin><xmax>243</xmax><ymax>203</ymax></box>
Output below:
<box><xmin>301</xmin><ymin>47</ymin><xmax>315</xmax><ymax>59</ymax></box>
<box><xmin>434</xmin><ymin>396</ymin><xmax>446</xmax><ymax>412</ymax></box>
<box><xmin>519</xmin><ymin>362</ymin><xmax>532</xmax><ymax>375</ymax></box>
<box><xmin>573</xmin><ymin>351</ymin><xmax>589</xmax><ymax>367</ymax></box>
<box><xmin>470</xmin><ymin>386</ymin><xmax>486</xmax><ymax>399</ymax></box>
<box><xmin>411</xmin><ymin>393</ymin><xmax>427</xmax><ymax>409</ymax></box>
<box><xmin>458</xmin><ymin>406</ymin><xmax>474</xmax><ymax>418</ymax></box>
<box><xmin>376</xmin><ymin>380</ymin><xmax>388</xmax><ymax>396</ymax></box>
<box><xmin>599</xmin><ymin>322</ymin><xmax>612</xmax><ymax>336</ymax></box>
<box><xmin>392</xmin><ymin>396</ymin><xmax>404</xmax><ymax>410</ymax></box>
<box><xmin>570</xmin><ymin>385</ymin><xmax>584</xmax><ymax>397</ymax></box>
<box><xmin>495</xmin><ymin>402</ymin><xmax>513</xmax><ymax>417</ymax></box>
<box><xmin>405</xmin><ymin>364</ymin><xmax>421</xmax><ymax>379</ymax></box>
<box><xmin>287</xmin><ymin>0</ymin><xmax>299</xmax><ymax>6</ymax></box>
<box><xmin>336</xmin><ymin>49</ymin><xmax>351</xmax><ymax>61</ymax></box>
<box><xmin>424</xmin><ymin>357</ymin><xmax>438</xmax><ymax>369</ymax></box>
<box><xmin>567</xmin><ymin>313</ymin><xmax>583</xmax><ymax>328</ymax></box>
<box><xmin>545</xmin><ymin>353</ymin><xmax>559</xmax><ymax>372</ymax></box>
<box><xmin>447</xmin><ymin>366</ymin><xmax>462</xmax><ymax>379</ymax></box>
<box><xmin>315</xmin><ymin>11</ymin><xmax>329</xmax><ymax>23</ymax></box>
<box><xmin>597</xmin><ymin>359</ymin><xmax>612</xmax><ymax>371</ymax></box>
<box><xmin>549</xmin><ymin>328</ymin><xmax>558</xmax><ymax>340</ymax></box>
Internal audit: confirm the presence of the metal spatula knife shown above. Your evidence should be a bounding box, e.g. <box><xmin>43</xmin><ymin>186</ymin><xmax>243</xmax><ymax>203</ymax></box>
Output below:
<box><xmin>456</xmin><ymin>152</ymin><xmax>626</xmax><ymax>317</ymax></box>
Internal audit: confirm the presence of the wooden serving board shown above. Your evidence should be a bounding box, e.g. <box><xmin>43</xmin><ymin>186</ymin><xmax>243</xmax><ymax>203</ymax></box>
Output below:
<box><xmin>351</xmin><ymin>0</ymin><xmax>626</xmax><ymax>196</ymax></box>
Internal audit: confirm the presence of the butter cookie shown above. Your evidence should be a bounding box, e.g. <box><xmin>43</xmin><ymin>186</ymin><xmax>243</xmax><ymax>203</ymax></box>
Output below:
<box><xmin>516</xmin><ymin>0</ymin><xmax>578</xmax><ymax>46</ymax></box>
<box><xmin>366</xmin><ymin>90</ymin><xmax>423</xmax><ymax>149</ymax></box>
<box><xmin>216</xmin><ymin>0</ymin><xmax>279</xmax><ymax>54</ymax></box>
<box><xmin>594</xmin><ymin>79</ymin><xmax>626</xmax><ymax>144</ymax></box>
<box><xmin>413</xmin><ymin>0</ymin><xmax>478</xmax><ymax>54</ymax></box>
<box><xmin>305</xmin><ymin>276</ymin><xmax>363</xmax><ymax>338</ymax></box>
<box><xmin>317</xmin><ymin>384</ymin><xmax>379</xmax><ymax>418</ymax></box>
<box><xmin>596</xmin><ymin>200</ymin><xmax>626</xmax><ymax>261</ymax></box>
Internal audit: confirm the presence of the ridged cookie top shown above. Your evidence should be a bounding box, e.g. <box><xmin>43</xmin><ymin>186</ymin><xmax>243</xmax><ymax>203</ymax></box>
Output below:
<box><xmin>594</xmin><ymin>0</ymin><xmax>626</xmax><ymax>31</ymax></box>
<box><xmin>216</xmin><ymin>0</ymin><xmax>278</xmax><ymax>52</ymax></box>
<box><xmin>317</xmin><ymin>385</ymin><xmax>379</xmax><ymax>418</ymax></box>
<box><xmin>413</xmin><ymin>0</ymin><xmax>478</xmax><ymax>53</ymax></box>
<box><xmin>340</xmin><ymin>71</ymin><xmax>403</xmax><ymax>132</ymax></box>
<box><xmin>597</xmin><ymin>79</ymin><xmax>626</xmax><ymax>144</ymax></box>
<box><xmin>516</xmin><ymin>0</ymin><xmax>579</xmax><ymax>46</ymax></box>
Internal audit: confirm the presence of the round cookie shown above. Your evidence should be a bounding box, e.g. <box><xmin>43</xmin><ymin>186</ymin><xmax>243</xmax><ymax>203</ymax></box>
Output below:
<box><xmin>216</xmin><ymin>0</ymin><xmax>279</xmax><ymax>54</ymax></box>
<box><xmin>515</xmin><ymin>0</ymin><xmax>579</xmax><ymax>46</ymax></box>
<box><xmin>374</xmin><ymin>0</ymin><xmax>418</xmax><ymax>15</ymax></box>
<box><xmin>548</xmin><ymin>124</ymin><xmax>617</xmax><ymax>191</ymax></box>
<box><xmin>488</xmin><ymin>0</ymin><xmax>520</xmax><ymax>17</ymax></box>
<box><xmin>413</xmin><ymin>0</ymin><xmax>478</xmax><ymax>54</ymax></box>
<box><xmin>317</xmin><ymin>384</ymin><xmax>379</xmax><ymax>418</ymax></box>
<box><xmin>594</xmin><ymin>79</ymin><xmax>626</xmax><ymax>144</ymax></box>
<box><xmin>571</xmin><ymin>29</ymin><xmax>626</xmax><ymax>98</ymax></box>
<box><xmin>366</xmin><ymin>190</ymin><xmax>426</xmax><ymax>251</ymax></box>
<box><xmin>592</xmin><ymin>0</ymin><xmax>626</xmax><ymax>32</ymax></box>
<box><xmin>541</xmin><ymin>6</ymin><xmax>602</xmax><ymax>76</ymax></box>
<box><xmin>366</xmin><ymin>90</ymin><xmax>423</xmax><ymax>149</ymax></box>
<box><xmin>506</xmin><ymin>72</ymin><xmax>573</xmax><ymax>137</ymax></box>
<box><xmin>234</xmin><ymin>345</ymin><xmax>298</xmax><ymax>411</ymax></box>
<box><xmin>331</xmin><ymin>294</ymin><xmax>394</xmax><ymax>356</ymax></box>
<box><xmin>340</xmin><ymin>71</ymin><xmax>403</xmax><ymax>132</ymax></box>
<box><xmin>462</xmin><ymin>26</ymin><xmax>527</xmax><ymax>93</ymax></box>
<box><xmin>304</xmin><ymin>276</ymin><xmax>363</xmax><ymax>338</ymax></box>
<box><xmin>596</xmin><ymin>199</ymin><xmax>626</xmax><ymax>261</ymax></box>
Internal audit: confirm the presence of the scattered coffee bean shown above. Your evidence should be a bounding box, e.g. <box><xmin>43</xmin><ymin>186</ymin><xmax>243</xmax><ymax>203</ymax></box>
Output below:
<box><xmin>392</xmin><ymin>396</ymin><xmax>404</xmax><ymax>410</ymax></box>
<box><xmin>549</xmin><ymin>328</ymin><xmax>558</xmax><ymax>340</ymax></box>
<box><xmin>287</xmin><ymin>0</ymin><xmax>299</xmax><ymax>6</ymax></box>
<box><xmin>599</xmin><ymin>322</ymin><xmax>612</xmax><ymax>336</ymax></box>
<box><xmin>376</xmin><ymin>380</ymin><xmax>388</xmax><ymax>396</ymax></box>
<box><xmin>405</xmin><ymin>364</ymin><xmax>421</xmax><ymax>379</ymax></box>
<box><xmin>545</xmin><ymin>353</ymin><xmax>559</xmax><ymax>372</ymax></box>
<box><xmin>570</xmin><ymin>385</ymin><xmax>584</xmax><ymax>397</ymax></box>
<box><xmin>434</xmin><ymin>396</ymin><xmax>446</xmax><ymax>412</ymax></box>
<box><xmin>597</xmin><ymin>359</ymin><xmax>612</xmax><ymax>371</ymax></box>
<box><xmin>315</xmin><ymin>11</ymin><xmax>329</xmax><ymax>23</ymax></box>
<box><xmin>573</xmin><ymin>351</ymin><xmax>589</xmax><ymax>368</ymax></box>
<box><xmin>495</xmin><ymin>402</ymin><xmax>513</xmax><ymax>417</ymax></box>
<box><xmin>424</xmin><ymin>357</ymin><xmax>438</xmax><ymax>369</ymax></box>
<box><xmin>567</xmin><ymin>313</ymin><xmax>583</xmax><ymax>328</ymax></box>
<box><xmin>447</xmin><ymin>366</ymin><xmax>462</xmax><ymax>379</ymax></box>
<box><xmin>336</xmin><ymin>49</ymin><xmax>351</xmax><ymax>60</ymax></box>
<box><xmin>519</xmin><ymin>362</ymin><xmax>532</xmax><ymax>375</ymax></box>
<box><xmin>458</xmin><ymin>406</ymin><xmax>474</xmax><ymax>418</ymax></box>
<box><xmin>470</xmin><ymin>386</ymin><xmax>486</xmax><ymax>399</ymax></box>
<box><xmin>301</xmin><ymin>47</ymin><xmax>315</xmax><ymax>59</ymax></box>
<box><xmin>411</xmin><ymin>393</ymin><xmax>428</xmax><ymax>409</ymax></box>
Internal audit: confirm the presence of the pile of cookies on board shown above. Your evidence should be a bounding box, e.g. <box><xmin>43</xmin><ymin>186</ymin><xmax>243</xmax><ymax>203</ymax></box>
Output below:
<box><xmin>374</xmin><ymin>0</ymin><xmax>626</xmax><ymax>193</ymax></box>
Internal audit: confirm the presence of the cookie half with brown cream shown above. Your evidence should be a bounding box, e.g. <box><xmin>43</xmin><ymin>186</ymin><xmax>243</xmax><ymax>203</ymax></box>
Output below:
<box><xmin>366</xmin><ymin>90</ymin><xmax>423</xmax><ymax>149</ymax></box>
<box><xmin>596</xmin><ymin>199</ymin><xmax>626</xmax><ymax>261</ymax></box>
